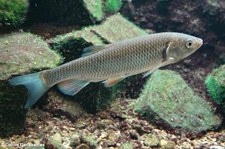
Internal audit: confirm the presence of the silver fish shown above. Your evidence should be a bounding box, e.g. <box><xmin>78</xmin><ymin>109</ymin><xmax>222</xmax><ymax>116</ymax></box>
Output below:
<box><xmin>9</xmin><ymin>32</ymin><xmax>203</xmax><ymax>108</ymax></box>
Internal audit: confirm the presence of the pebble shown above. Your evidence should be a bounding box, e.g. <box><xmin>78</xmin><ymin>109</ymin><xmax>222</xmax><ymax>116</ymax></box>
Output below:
<box><xmin>119</xmin><ymin>142</ymin><xmax>134</xmax><ymax>149</ymax></box>
<box><xmin>49</xmin><ymin>133</ymin><xmax>62</xmax><ymax>148</ymax></box>
<box><xmin>108</xmin><ymin>130</ymin><xmax>121</xmax><ymax>142</ymax></box>
<box><xmin>76</xmin><ymin>143</ymin><xmax>90</xmax><ymax>149</ymax></box>
<box><xmin>81</xmin><ymin>135</ymin><xmax>97</xmax><ymax>148</ymax></box>
<box><xmin>144</xmin><ymin>134</ymin><xmax>160</xmax><ymax>147</ymax></box>
<box><xmin>70</xmin><ymin>133</ymin><xmax>81</xmax><ymax>147</ymax></box>
<box><xmin>160</xmin><ymin>139</ymin><xmax>176</xmax><ymax>149</ymax></box>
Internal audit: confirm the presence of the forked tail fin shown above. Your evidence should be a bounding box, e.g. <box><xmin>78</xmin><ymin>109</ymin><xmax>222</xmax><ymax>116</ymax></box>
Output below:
<box><xmin>9</xmin><ymin>72</ymin><xmax>49</xmax><ymax>108</ymax></box>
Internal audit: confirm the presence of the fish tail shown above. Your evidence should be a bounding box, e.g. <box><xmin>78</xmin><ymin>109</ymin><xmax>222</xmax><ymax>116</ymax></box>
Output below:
<box><xmin>9</xmin><ymin>72</ymin><xmax>49</xmax><ymax>109</ymax></box>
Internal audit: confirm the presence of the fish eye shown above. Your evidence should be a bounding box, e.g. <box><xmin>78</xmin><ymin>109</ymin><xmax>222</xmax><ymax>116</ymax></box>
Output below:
<box><xmin>186</xmin><ymin>40</ymin><xmax>193</xmax><ymax>48</ymax></box>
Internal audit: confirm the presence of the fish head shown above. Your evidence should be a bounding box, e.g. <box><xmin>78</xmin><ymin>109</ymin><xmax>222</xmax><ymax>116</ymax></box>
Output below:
<box><xmin>168</xmin><ymin>33</ymin><xmax>203</xmax><ymax>63</ymax></box>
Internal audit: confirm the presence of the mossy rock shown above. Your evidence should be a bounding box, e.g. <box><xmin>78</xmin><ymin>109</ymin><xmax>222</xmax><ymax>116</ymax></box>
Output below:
<box><xmin>0</xmin><ymin>32</ymin><xmax>62</xmax><ymax>80</ymax></box>
<box><xmin>49</xmin><ymin>14</ymin><xmax>148</xmax><ymax>112</ymax></box>
<box><xmin>27</xmin><ymin>0</ymin><xmax>123</xmax><ymax>25</ymax></box>
<box><xmin>91</xmin><ymin>14</ymin><xmax>149</xmax><ymax>43</ymax></box>
<box><xmin>105</xmin><ymin>0</ymin><xmax>122</xmax><ymax>13</ymax></box>
<box><xmin>83</xmin><ymin>0</ymin><xmax>103</xmax><ymax>21</ymax></box>
<box><xmin>28</xmin><ymin>0</ymin><xmax>92</xmax><ymax>25</ymax></box>
<box><xmin>205</xmin><ymin>65</ymin><xmax>225</xmax><ymax>104</ymax></box>
<box><xmin>0</xmin><ymin>32</ymin><xmax>62</xmax><ymax>137</ymax></box>
<box><xmin>0</xmin><ymin>0</ymin><xmax>29</xmax><ymax>26</ymax></box>
<box><xmin>135</xmin><ymin>70</ymin><xmax>222</xmax><ymax>135</ymax></box>
<box><xmin>0</xmin><ymin>81</ymin><xmax>27</xmax><ymax>137</ymax></box>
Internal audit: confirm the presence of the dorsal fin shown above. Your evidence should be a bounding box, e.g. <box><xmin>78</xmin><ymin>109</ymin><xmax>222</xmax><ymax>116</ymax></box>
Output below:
<box><xmin>82</xmin><ymin>44</ymin><xmax>111</xmax><ymax>57</ymax></box>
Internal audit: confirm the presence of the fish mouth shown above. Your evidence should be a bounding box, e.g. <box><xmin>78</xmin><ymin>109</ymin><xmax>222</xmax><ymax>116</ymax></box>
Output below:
<box><xmin>195</xmin><ymin>38</ymin><xmax>203</xmax><ymax>49</ymax></box>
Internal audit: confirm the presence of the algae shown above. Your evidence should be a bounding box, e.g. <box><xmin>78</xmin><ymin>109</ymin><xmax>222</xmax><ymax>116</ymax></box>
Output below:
<box><xmin>0</xmin><ymin>32</ymin><xmax>62</xmax><ymax>80</ymax></box>
<box><xmin>135</xmin><ymin>70</ymin><xmax>221</xmax><ymax>134</ymax></box>
<box><xmin>83</xmin><ymin>0</ymin><xmax>104</xmax><ymax>21</ymax></box>
<box><xmin>205</xmin><ymin>64</ymin><xmax>225</xmax><ymax>104</ymax></box>
<box><xmin>0</xmin><ymin>0</ymin><xmax>28</xmax><ymax>26</ymax></box>
<box><xmin>105</xmin><ymin>0</ymin><xmax>122</xmax><ymax>13</ymax></box>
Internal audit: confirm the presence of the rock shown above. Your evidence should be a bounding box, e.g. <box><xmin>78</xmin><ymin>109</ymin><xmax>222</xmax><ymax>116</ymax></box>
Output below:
<box><xmin>105</xmin><ymin>0</ymin><xmax>123</xmax><ymax>13</ymax></box>
<box><xmin>0</xmin><ymin>32</ymin><xmax>61</xmax><ymax>137</ymax></box>
<box><xmin>0</xmin><ymin>0</ymin><xmax>28</xmax><ymax>26</ymax></box>
<box><xmin>91</xmin><ymin>14</ymin><xmax>150</xmax><ymax>43</ymax></box>
<box><xmin>108</xmin><ymin>131</ymin><xmax>120</xmax><ymax>141</ymax></box>
<box><xmin>0</xmin><ymin>32</ymin><xmax>62</xmax><ymax>80</ymax></box>
<box><xmin>199</xmin><ymin>0</ymin><xmax>225</xmax><ymax>35</ymax></box>
<box><xmin>27</xmin><ymin>0</ymin><xmax>123</xmax><ymax>25</ymax></box>
<box><xmin>76</xmin><ymin>144</ymin><xmax>90</xmax><ymax>149</ymax></box>
<box><xmin>83</xmin><ymin>0</ymin><xmax>104</xmax><ymax>21</ymax></box>
<box><xmin>143</xmin><ymin>134</ymin><xmax>160</xmax><ymax>147</ymax></box>
<box><xmin>49</xmin><ymin>14</ymin><xmax>148</xmax><ymax>113</ymax></box>
<box><xmin>160</xmin><ymin>139</ymin><xmax>176</xmax><ymax>149</ymax></box>
<box><xmin>46</xmin><ymin>90</ymin><xmax>88</xmax><ymax>122</ymax></box>
<box><xmin>49</xmin><ymin>133</ymin><xmax>62</xmax><ymax>148</ymax></box>
<box><xmin>70</xmin><ymin>133</ymin><xmax>81</xmax><ymax>147</ymax></box>
<box><xmin>205</xmin><ymin>65</ymin><xmax>225</xmax><ymax>104</ymax></box>
<box><xmin>135</xmin><ymin>70</ymin><xmax>222</xmax><ymax>135</ymax></box>
<box><xmin>119</xmin><ymin>142</ymin><xmax>134</xmax><ymax>149</ymax></box>
<box><xmin>81</xmin><ymin>135</ymin><xmax>98</xmax><ymax>148</ymax></box>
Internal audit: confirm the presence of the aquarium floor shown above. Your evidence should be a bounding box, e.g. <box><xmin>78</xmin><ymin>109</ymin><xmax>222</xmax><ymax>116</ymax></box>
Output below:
<box><xmin>0</xmin><ymin>98</ymin><xmax>224</xmax><ymax>148</ymax></box>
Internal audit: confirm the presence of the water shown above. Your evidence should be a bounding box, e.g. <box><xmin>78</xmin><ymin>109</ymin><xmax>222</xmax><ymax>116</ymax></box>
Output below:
<box><xmin>0</xmin><ymin>0</ymin><xmax>225</xmax><ymax>148</ymax></box>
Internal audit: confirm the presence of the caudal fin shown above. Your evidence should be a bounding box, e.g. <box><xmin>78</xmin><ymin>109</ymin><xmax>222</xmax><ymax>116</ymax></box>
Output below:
<box><xmin>9</xmin><ymin>72</ymin><xmax>49</xmax><ymax>108</ymax></box>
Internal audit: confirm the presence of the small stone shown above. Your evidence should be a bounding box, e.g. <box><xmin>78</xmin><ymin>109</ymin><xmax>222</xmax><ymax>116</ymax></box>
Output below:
<box><xmin>119</xmin><ymin>142</ymin><xmax>134</xmax><ymax>149</ymax></box>
<box><xmin>144</xmin><ymin>134</ymin><xmax>160</xmax><ymax>147</ymax></box>
<box><xmin>160</xmin><ymin>140</ymin><xmax>176</xmax><ymax>149</ymax></box>
<box><xmin>81</xmin><ymin>135</ymin><xmax>97</xmax><ymax>148</ymax></box>
<box><xmin>96</xmin><ymin>121</ymin><xmax>107</xmax><ymax>129</ymax></box>
<box><xmin>76</xmin><ymin>143</ymin><xmax>90</xmax><ymax>149</ymax></box>
<box><xmin>49</xmin><ymin>133</ymin><xmax>62</xmax><ymax>148</ymax></box>
<box><xmin>108</xmin><ymin>130</ymin><xmax>121</xmax><ymax>142</ymax></box>
<box><xmin>70</xmin><ymin>133</ymin><xmax>81</xmax><ymax>147</ymax></box>
<box><xmin>126</xmin><ymin>129</ymin><xmax>139</xmax><ymax>140</ymax></box>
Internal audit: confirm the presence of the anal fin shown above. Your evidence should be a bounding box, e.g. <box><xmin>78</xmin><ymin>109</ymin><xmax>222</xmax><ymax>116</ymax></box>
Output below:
<box><xmin>57</xmin><ymin>80</ymin><xmax>90</xmax><ymax>96</ymax></box>
<box><xmin>103</xmin><ymin>76</ymin><xmax>125</xmax><ymax>87</ymax></box>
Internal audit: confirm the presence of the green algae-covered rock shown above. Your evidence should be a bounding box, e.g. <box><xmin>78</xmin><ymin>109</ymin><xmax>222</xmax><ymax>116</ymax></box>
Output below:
<box><xmin>28</xmin><ymin>0</ymin><xmax>123</xmax><ymax>25</ymax></box>
<box><xmin>0</xmin><ymin>0</ymin><xmax>28</xmax><ymax>26</ymax></box>
<box><xmin>92</xmin><ymin>14</ymin><xmax>149</xmax><ymax>43</ymax></box>
<box><xmin>105</xmin><ymin>0</ymin><xmax>122</xmax><ymax>13</ymax></box>
<box><xmin>49</xmin><ymin>27</ymin><xmax>104</xmax><ymax>62</ymax></box>
<box><xmin>83</xmin><ymin>0</ymin><xmax>103</xmax><ymax>21</ymax></box>
<box><xmin>119</xmin><ymin>142</ymin><xmax>134</xmax><ymax>149</ymax></box>
<box><xmin>0</xmin><ymin>32</ymin><xmax>62</xmax><ymax>137</ymax></box>
<box><xmin>135</xmin><ymin>70</ymin><xmax>222</xmax><ymax>135</ymax></box>
<box><xmin>28</xmin><ymin>0</ymin><xmax>92</xmax><ymax>25</ymax></box>
<box><xmin>0</xmin><ymin>32</ymin><xmax>62</xmax><ymax>80</ymax></box>
<box><xmin>49</xmin><ymin>14</ymin><xmax>148</xmax><ymax>112</ymax></box>
<box><xmin>205</xmin><ymin>65</ymin><xmax>225</xmax><ymax>104</ymax></box>
<box><xmin>0</xmin><ymin>81</ymin><xmax>26</xmax><ymax>137</ymax></box>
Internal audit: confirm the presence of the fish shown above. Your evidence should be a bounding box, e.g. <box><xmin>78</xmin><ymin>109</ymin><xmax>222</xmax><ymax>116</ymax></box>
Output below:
<box><xmin>9</xmin><ymin>32</ymin><xmax>203</xmax><ymax>108</ymax></box>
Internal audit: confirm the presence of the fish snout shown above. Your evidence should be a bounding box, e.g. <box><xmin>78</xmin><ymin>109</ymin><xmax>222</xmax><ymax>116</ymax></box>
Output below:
<box><xmin>195</xmin><ymin>38</ymin><xmax>203</xmax><ymax>49</ymax></box>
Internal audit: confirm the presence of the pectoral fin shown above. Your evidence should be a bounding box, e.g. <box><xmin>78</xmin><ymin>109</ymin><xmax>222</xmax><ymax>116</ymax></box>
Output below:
<box><xmin>162</xmin><ymin>42</ymin><xmax>173</xmax><ymax>62</ymax></box>
<box><xmin>142</xmin><ymin>67</ymin><xmax>160</xmax><ymax>78</ymax></box>
<box><xmin>103</xmin><ymin>76</ymin><xmax>125</xmax><ymax>87</ymax></box>
<box><xmin>57</xmin><ymin>80</ymin><xmax>90</xmax><ymax>95</ymax></box>
<box><xmin>82</xmin><ymin>44</ymin><xmax>111</xmax><ymax>57</ymax></box>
